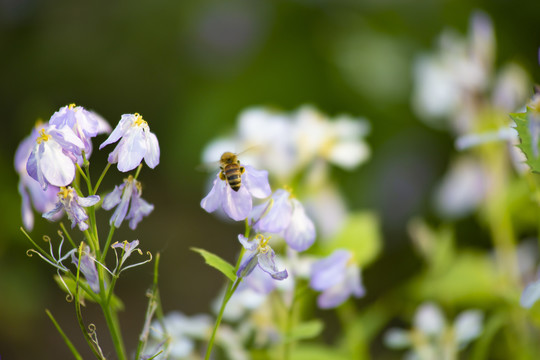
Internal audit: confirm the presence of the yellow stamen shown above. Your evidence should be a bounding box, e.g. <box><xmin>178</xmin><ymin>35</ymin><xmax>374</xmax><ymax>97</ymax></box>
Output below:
<box><xmin>256</xmin><ymin>234</ymin><xmax>271</xmax><ymax>253</ymax></box>
<box><xmin>133</xmin><ymin>113</ymin><xmax>147</xmax><ymax>127</ymax></box>
<box><xmin>283</xmin><ymin>185</ymin><xmax>295</xmax><ymax>198</ymax></box>
<box><xmin>34</xmin><ymin>119</ymin><xmax>44</xmax><ymax>128</ymax></box>
<box><xmin>58</xmin><ymin>186</ymin><xmax>73</xmax><ymax>199</ymax></box>
<box><xmin>68</xmin><ymin>103</ymin><xmax>77</xmax><ymax>110</ymax></box>
<box><xmin>36</xmin><ymin>129</ymin><xmax>51</xmax><ymax>144</ymax></box>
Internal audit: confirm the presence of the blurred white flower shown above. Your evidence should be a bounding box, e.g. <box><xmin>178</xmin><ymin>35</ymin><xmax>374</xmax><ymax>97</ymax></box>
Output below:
<box><xmin>433</xmin><ymin>156</ymin><xmax>488</xmax><ymax>219</ymax></box>
<box><xmin>384</xmin><ymin>302</ymin><xmax>483</xmax><ymax>360</ymax></box>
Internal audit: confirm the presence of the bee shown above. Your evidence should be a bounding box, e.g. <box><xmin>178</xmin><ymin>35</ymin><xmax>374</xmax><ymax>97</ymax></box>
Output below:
<box><xmin>218</xmin><ymin>151</ymin><xmax>245</xmax><ymax>192</ymax></box>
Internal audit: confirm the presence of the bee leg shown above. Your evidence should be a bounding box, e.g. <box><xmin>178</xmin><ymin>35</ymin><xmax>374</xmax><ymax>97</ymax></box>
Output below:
<box><xmin>219</xmin><ymin>171</ymin><xmax>226</xmax><ymax>181</ymax></box>
<box><xmin>240</xmin><ymin>166</ymin><xmax>245</xmax><ymax>174</ymax></box>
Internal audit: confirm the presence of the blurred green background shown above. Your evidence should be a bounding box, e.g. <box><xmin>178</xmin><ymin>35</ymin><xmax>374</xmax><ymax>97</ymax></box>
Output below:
<box><xmin>1</xmin><ymin>0</ymin><xmax>539</xmax><ymax>358</ymax></box>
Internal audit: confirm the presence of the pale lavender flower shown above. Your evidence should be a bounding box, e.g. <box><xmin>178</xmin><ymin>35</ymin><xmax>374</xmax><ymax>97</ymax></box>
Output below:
<box><xmin>310</xmin><ymin>249</ymin><xmax>365</xmax><ymax>309</ymax></box>
<box><xmin>111</xmin><ymin>239</ymin><xmax>151</xmax><ymax>274</ymax></box>
<box><xmin>15</xmin><ymin>122</ymin><xmax>60</xmax><ymax>230</ymax></box>
<box><xmin>99</xmin><ymin>113</ymin><xmax>160</xmax><ymax>172</ymax></box>
<box><xmin>201</xmin><ymin>165</ymin><xmax>271</xmax><ymax>221</ymax></box>
<box><xmin>102</xmin><ymin>175</ymin><xmax>154</xmax><ymax>229</ymax></box>
<box><xmin>26</xmin><ymin>125</ymin><xmax>85</xmax><ymax>189</ymax></box>
<box><xmin>49</xmin><ymin>103</ymin><xmax>111</xmax><ymax>158</ymax></box>
<box><xmin>43</xmin><ymin>187</ymin><xmax>100</xmax><ymax>231</ymax></box>
<box><xmin>251</xmin><ymin>188</ymin><xmax>316</xmax><ymax>251</ymax></box>
<box><xmin>237</xmin><ymin>234</ymin><xmax>288</xmax><ymax>280</ymax></box>
<box><xmin>71</xmin><ymin>245</ymin><xmax>100</xmax><ymax>293</ymax></box>
<box><xmin>520</xmin><ymin>270</ymin><xmax>540</xmax><ymax>309</ymax></box>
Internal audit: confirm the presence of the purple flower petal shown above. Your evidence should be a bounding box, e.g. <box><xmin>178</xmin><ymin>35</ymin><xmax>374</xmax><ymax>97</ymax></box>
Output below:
<box><xmin>71</xmin><ymin>248</ymin><xmax>100</xmax><ymax>293</ymax></box>
<box><xmin>117</xmin><ymin>129</ymin><xmax>147</xmax><ymax>172</ymax></box>
<box><xmin>144</xmin><ymin>131</ymin><xmax>160</xmax><ymax>168</ymax></box>
<box><xmin>110</xmin><ymin>179</ymin><xmax>134</xmax><ymax>228</ymax></box>
<box><xmin>43</xmin><ymin>202</ymin><xmax>64</xmax><ymax>221</ymax></box>
<box><xmin>252</xmin><ymin>189</ymin><xmax>292</xmax><ymax>233</ymax></box>
<box><xmin>77</xmin><ymin>195</ymin><xmax>100</xmax><ymax>207</ymax></box>
<box><xmin>284</xmin><ymin>199</ymin><xmax>316</xmax><ymax>251</ymax></box>
<box><xmin>222</xmin><ymin>185</ymin><xmax>252</xmax><ymax>221</ymax></box>
<box><xmin>18</xmin><ymin>181</ymin><xmax>34</xmax><ymax>230</ymax></box>
<box><xmin>39</xmin><ymin>141</ymin><xmax>76</xmax><ymax>187</ymax></box>
<box><xmin>127</xmin><ymin>193</ymin><xmax>154</xmax><ymax>230</ymax></box>
<box><xmin>100</xmin><ymin>114</ymin><xmax>132</xmax><ymax>149</ymax></box>
<box><xmin>102</xmin><ymin>185</ymin><xmax>123</xmax><ymax>210</ymax></box>
<box><xmin>200</xmin><ymin>177</ymin><xmax>224</xmax><ymax>213</ymax></box>
<box><xmin>243</xmin><ymin>165</ymin><xmax>271</xmax><ymax>198</ymax></box>
<box><xmin>317</xmin><ymin>281</ymin><xmax>351</xmax><ymax>309</ymax></box>
<box><xmin>237</xmin><ymin>250</ymin><xmax>259</xmax><ymax>278</ymax></box>
<box><xmin>237</xmin><ymin>234</ymin><xmax>258</xmax><ymax>251</ymax></box>
<box><xmin>257</xmin><ymin>249</ymin><xmax>288</xmax><ymax>280</ymax></box>
<box><xmin>310</xmin><ymin>250</ymin><xmax>350</xmax><ymax>291</ymax></box>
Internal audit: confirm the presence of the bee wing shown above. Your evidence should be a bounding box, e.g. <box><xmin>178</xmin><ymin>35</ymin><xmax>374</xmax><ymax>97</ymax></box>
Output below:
<box><xmin>235</xmin><ymin>145</ymin><xmax>262</xmax><ymax>157</ymax></box>
<box><xmin>195</xmin><ymin>160</ymin><xmax>221</xmax><ymax>173</ymax></box>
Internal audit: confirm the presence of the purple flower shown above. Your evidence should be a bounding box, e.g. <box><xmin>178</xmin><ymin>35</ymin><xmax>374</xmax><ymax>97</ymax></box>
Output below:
<box><xmin>251</xmin><ymin>188</ymin><xmax>316</xmax><ymax>251</ymax></box>
<box><xmin>237</xmin><ymin>234</ymin><xmax>288</xmax><ymax>280</ymax></box>
<box><xmin>43</xmin><ymin>187</ymin><xmax>100</xmax><ymax>231</ymax></box>
<box><xmin>111</xmin><ymin>239</ymin><xmax>151</xmax><ymax>274</ymax></box>
<box><xmin>102</xmin><ymin>175</ymin><xmax>154</xmax><ymax>229</ymax></box>
<box><xmin>201</xmin><ymin>165</ymin><xmax>271</xmax><ymax>221</ymax></box>
<box><xmin>310</xmin><ymin>249</ymin><xmax>365</xmax><ymax>309</ymax></box>
<box><xmin>26</xmin><ymin>125</ymin><xmax>85</xmax><ymax>190</ymax></box>
<box><xmin>71</xmin><ymin>245</ymin><xmax>100</xmax><ymax>293</ymax></box>
<box><xmin>99</xmin><ymin>113</ymin><xmax>160</xmax><ymax>172</ymax></box>
<box><xmin>49</xmin><ymin>103</ymin><xmax>111</xmax><ymax>158</ymax></box>
<box><xmin>15</xmin><ymin>123</ymin><xmax>60</xmax><ymax>230</ymax></box>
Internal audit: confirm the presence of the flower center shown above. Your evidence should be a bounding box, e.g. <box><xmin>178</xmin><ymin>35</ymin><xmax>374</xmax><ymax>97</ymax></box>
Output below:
<box><xmin>256</xmin><ymin>234</ymin><xmax>271</xmax><ymax>253</ymax></box>
<box><xmin>36</xmin><ymin>129</ymin><xmax>51</xmax><ymax>144</ymax></box>
<box><xmin>283</xmin><ymin>185</ymin><xmax>295</xmax><ymax>199</ymax></box>
<box><xmin>133</xmin><ymin>113</ymin><xmax>148</xmax><ymax>127</ymax></box>
<box><xmin>58</xmin><ymin>186</ymin><xmax>74</xmax><ymax>200</ymax></box>
<box><xmin>68</xmin><ymin>103</ymin><xmax>77</xmax><ymax>110</ymax></box>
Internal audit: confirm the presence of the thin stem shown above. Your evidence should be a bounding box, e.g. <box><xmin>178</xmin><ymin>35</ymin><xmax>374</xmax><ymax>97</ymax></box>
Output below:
<box><xmin>76</xmin><ymin>164</ymin><xmax>90</xmax><ymax>186</ymax></box>
<box><xmin>59</xmin><ymin>223</ymin><xmax>77</xmax><ymax>249</ymax></box>
<box><xmin>94</xmin><ymin>163</ymin><xmax>112</xmax><ymax>195</ymax></box>
<box><xmin>100</xmin><ymin>225</ymin><xmax>116</xmax><ymax>262</ymax></box>
<box><xmin>74</xmin><ymin>246</ymin><xmax>103</xmax><ymax>360</ymax></box>
<box><xmin>134</xmin><ymin>163</ymin><xmax>143</xmax><ymax>180</ymax></box>
<box><xmin>46</xmin><ymin>309</ymin><xmax>83</xmax><ymax>360</ymax></box>
<box><xmin>135</xmin><ymin>253</ymin><xmax>161</xmax><ymax>360</ymax></box>
<box><xmin>205</xmin><ymin>220</ymin><xmax>250</xmax><ymax>360</ymax></box>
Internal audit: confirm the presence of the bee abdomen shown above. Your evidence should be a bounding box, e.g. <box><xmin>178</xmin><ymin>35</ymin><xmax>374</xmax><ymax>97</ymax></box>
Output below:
<box><xmin>224</xmin><ymin>165</ymin><xmax>242</xmax><ymax>192</ymax></box>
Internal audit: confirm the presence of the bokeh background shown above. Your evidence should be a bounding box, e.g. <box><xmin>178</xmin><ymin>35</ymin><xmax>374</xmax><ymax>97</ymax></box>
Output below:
<box><xmin>1</xmin><ymin>0</ymin><xmax>539</xmax><ymax>359</ymax></box>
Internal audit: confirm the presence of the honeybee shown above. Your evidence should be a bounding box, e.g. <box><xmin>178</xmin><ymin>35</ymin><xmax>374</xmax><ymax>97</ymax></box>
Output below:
<box><xmin>219</xmin><ymin>152</ymin><xmax>245</xmax><ymax>192</ymax></box>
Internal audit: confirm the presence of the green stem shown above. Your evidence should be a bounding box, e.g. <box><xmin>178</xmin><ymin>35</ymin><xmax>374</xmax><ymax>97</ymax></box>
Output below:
<box><xmin>46</xmin><ymin>309</ymin><xmax>83</xmax><ymax>360</ymax></box>
<box><xmin>94</xmin><ymin>163</ymin><xmax>112</xmax><ymax>195</ymax></box>
<box><xmin>134</xmin><ymin>163</ymin><xmax>143</xmax><ymax>180</ymax></box>
<box><xmin>205</xmin><ymin>219</ymin><xmax>251</xmax><ymax>360</ymax></box>
<box><xmin>100</xmin><ymin>226</ymin><xmax>116</xmax><ymax>262</ymax></box>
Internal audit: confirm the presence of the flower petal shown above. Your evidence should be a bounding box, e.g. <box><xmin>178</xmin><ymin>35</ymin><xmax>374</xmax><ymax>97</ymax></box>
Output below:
<box><xmin>414</xmin><ymin>302</ymin><xmax>445</xmax><ymax>336</ymax></box>
<box><xmin>317</xmin><ymin>281</ymin><xmax>350</xmax><ymax>309</ymax></box>
<box><xmin>284</xmin><ymin>199</ymin><xmax>316</xmax><ymax>251</ymax></box>
<box><xmin>144</xmin><ymin>131</ymin><xmax>160</xmax><ymax>168</ymax></box>
<box><xmin>200</xmin><ymin>176</ymin><xmax>224</xmax><ymax>213</ymax></box>
<box><xmin>40</xmin><ymin>141</ymin><xmax>76</xmax><ymax>187</ymax></box>
<box><xmin>252</xmin><ymin>189</ymin><xmax>292</xmax><ymax>233</ymax></box>
<box><xmin>257</xmin><ymin>249</ymin><xmax>288</xmax><ymax>280</ymax></box>
<box><xmin>310</xmin><ymin>250</ymin><xmax>350</xmax><ymax>291</ymax></box>
<box><xmin>77</xmin><ymin>195</ymin><xmax>100</xmax><ymax>207</ymax></box>
<box><xmin>454</xmin><ymin>310</ymin><xmax>483</xmax><ymax>346</ymax></box>
<box><xmin>100</xmin><ymin>114</ymin><xmax>132</xmax><ymax>149</ymax></box>
<box><xmin>222</xmin><ymin>185</ymin><xmax>252</xmax><ymax>221</ymax></box>
<box><xmin>102</xmin><ymin>185</ymin><xmax>123</xmax><ymax>210</ymax></box>
<box><xmin>243</xmin><ymin>165</ymin><xmax>271</xmax><ymax>198</ymax></box>
<box><xmin>117</xmin><ymin>129</ymin><xmax>146</xmax><ymax>172</ymax></box>
<box><xmin>521</xmin><ymin>278</ymin><xmax>540</xmax><ymax>309</ymax></box>
<box><xmin>237</xmin><ymin>234</ymin><xmax>258</xmax><ymax>251</ymax></box>
<box><xmin>237</xmin><ymin>250</ymin><xmax>258</xmax><ymax>278</ymax></box>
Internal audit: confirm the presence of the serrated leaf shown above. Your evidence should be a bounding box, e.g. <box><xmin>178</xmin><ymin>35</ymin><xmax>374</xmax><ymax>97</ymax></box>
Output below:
<box><xmin>284</xmin><ymin>320</ymin><xmax>324</xmax><ymax>343</ymax></box>
<box><xmin>326</xmin><ymin>212</ymin><xmax>381</xmax><ymax>267</ymax></box>
<box><xmin>191</xmin><ymin>247</ymin><xmax>236</xmax><ymax>282</ymax></box>
<box><xmin>54</xmin><ymin>275</ymin><xmax>124</xmax><ymax>310</ymax></box>
<box><xmin>512</xmin><ymin>111</ymin><xmax>540</xmax><ymax>172</ymax></box>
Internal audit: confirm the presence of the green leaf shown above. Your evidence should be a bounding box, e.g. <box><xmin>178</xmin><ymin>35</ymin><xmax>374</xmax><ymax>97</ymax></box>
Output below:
<box><xmin>326</xmin><ymin>211</ymin><xmax>381</xmax><ymax>267</ymax></box>
<box><xmin>284</xmin><ymin>320</ymin><xmax>324</xmax><ymax>343</ymax></box>
<box><xmin>288</xmin><ymin>344</ymin><xmax>350</xmax><ymax>360</ymax></box>
<box><xmin>54</xmin><ymin>275</ymin><xmax>124</xmax><ymax>310</ymax></box>
<box><xmin>512</xmin><ymin>111</ymin><xmax>540</xmax><ymax>172</ymax></box>
<box><xmin>191</xmin><ymin>247</ymin><xmax>236</xmax><ymax>282</ymax></box>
